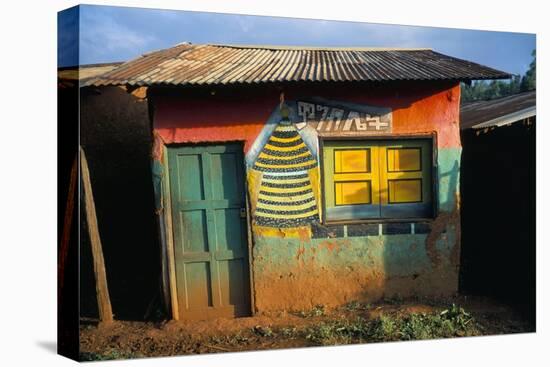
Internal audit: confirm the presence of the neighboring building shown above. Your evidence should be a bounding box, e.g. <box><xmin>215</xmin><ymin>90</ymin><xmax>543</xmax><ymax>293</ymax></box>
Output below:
<box><xmin>86</xmin><ymin>43</ymin><xmax>510</xmax><ymax>320</ymax></box>
<box><xmin>460</xmin><ymin>90</ymin><xmax>536</xmax><ymax>130</ymax></box>
<box><xmin>59</xmin><ymin>63</ymin><xmax>161</xmax><ymax>320</ymax></box>
<box><xmin>459</xmin><ymin>90</ymin><xmax>535</xmax><ymax>323</ymax></box>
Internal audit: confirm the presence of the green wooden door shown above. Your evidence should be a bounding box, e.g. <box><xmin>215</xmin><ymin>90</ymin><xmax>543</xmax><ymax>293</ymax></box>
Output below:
<box><xmin>168</xmin><ymin>143</ymin><xmax>251</xmax><ymax>320</ymax></box>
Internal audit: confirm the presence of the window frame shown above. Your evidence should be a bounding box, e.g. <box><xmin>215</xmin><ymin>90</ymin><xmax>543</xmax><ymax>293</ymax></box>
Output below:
<box><xmin>319</xmin><ymin>134</ymin><xmax>438</xmax><ymax>225</ymax></box>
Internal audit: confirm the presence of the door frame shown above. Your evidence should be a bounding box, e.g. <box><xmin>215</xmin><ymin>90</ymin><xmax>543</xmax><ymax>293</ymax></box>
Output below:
<box><xmin>160</xmin><ymin>141</ymin><xmax>255</xmax><ymax>320</ymax></box>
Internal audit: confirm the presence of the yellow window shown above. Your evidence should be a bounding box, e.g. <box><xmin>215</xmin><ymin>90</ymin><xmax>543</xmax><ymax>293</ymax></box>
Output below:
<box><xmin>323</xmin><ymin>139</ymin><xmax>433</xmax><ymax>221</ymax></box>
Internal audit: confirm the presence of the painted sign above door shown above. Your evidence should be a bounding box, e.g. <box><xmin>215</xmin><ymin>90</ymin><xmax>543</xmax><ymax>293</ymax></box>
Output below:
<box><xmin>296</xmin><ymin>98</ymin><xmax>392</xmax><ymax>135</ymax></box>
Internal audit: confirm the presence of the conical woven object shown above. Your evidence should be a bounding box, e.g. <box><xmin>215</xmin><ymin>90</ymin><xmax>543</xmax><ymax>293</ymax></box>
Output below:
<box><xmin>252</xmin><ymin>119</ymin><xmax>319</xmax><ymax>227</ymax></box>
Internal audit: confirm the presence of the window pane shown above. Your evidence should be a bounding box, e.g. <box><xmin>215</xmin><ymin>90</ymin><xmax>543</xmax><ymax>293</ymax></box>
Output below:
<box><xmin>388</xmin><ymin>179</ymin><xmax>422</xmax><ymax>203</ymax></box>
<box><xmin>335</xmin><ymin>149</ymin><xmax>370</xmax><ymax>173</ymax></box>
<box><xmin>387</xmin><ymin>148</ymin><xmax>421</xmax><ymax>172</ymax></box>
<box><xmin>335</xmin><ymin>181</ymin><xmax>371</xmax><ymax>205</ymax></box>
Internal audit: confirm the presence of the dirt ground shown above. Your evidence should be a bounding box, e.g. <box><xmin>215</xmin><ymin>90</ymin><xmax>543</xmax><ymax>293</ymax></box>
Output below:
<box><xmin>79</xmin><ymin>295</ymin><xmax>534</xmax><ymax>361</ymax></box>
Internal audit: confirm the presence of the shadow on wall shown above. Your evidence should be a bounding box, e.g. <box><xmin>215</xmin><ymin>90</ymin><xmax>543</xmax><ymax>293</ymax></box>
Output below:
<box><xmin>441</xmin><ymin>161</ymin><xmax>459</xmax><ymax>211</ymax></box>
<box><xmin>79</xmin><ymin>86</ymin><xmax>161</xmax><ymax>321</ymax></box>
<box><xmin>382</xmin><ymin>155</ymin><xmax>460</xmax><ymax>299</ymax></box>
<box><xmin>459</xmin><ymin>120</ymin><xmax>535</xmax><ymax>326</ymax></box>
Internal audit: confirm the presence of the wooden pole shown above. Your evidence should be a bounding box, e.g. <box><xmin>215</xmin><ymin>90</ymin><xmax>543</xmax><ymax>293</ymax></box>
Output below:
<box><xmin>80</xmin><ymin>146</ymin><xmax>114</xmax><ymax>322</ymax></box>
<box><xmin>162</xmin><ymin>146</ymin><xmax>180</xmax><ymax>320</ymax></box>
<box><xmin>59</xmin><ymin>153</ymin><xmax>77</xmax><ymax>296</ymax></box>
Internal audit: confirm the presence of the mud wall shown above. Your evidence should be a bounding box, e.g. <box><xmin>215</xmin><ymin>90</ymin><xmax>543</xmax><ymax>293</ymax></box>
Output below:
<box><xmin>152</xmin><ymin>80</ymin><xmax>462</xmax><ymax>312</ymax></box>
<box><xmin>80</xmin><ymin>86</ymin><xmax>160</xmax><ymax>320</ymax></box>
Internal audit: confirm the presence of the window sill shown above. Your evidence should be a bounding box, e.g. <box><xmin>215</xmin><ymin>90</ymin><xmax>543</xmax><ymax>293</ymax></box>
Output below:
<box><xmin>311</xmin><ymin>219</ymin><xmax>436</xmax><ymax>238</ymax></box>
<box><xmin>322</xmin><ymin>217</ymin><xmax>434</xmax><ymax>226</ymax></box>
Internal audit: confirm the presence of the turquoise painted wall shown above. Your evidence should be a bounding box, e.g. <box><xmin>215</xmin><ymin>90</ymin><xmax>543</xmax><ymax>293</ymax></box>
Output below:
<box><xmin>251</xmin><ymin>146</ymin><xmax>462</xmax><ymax>311</ymax></box>
<box><xmin>438</xmin><ymin>147</ymin><xmax>462</xmax><ymax>212</ymax></box>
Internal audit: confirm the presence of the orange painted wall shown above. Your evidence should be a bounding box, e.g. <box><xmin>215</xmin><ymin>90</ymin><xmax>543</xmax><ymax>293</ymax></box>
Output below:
<box><xmin>152</xmin><ymin>80</ymin><xmax>461</xmax><ymax>150</ymax></box>
<box><xmin>389</xmin><ymin>85</ymin><xmax>461</xmax><ymax>149</ymax></box>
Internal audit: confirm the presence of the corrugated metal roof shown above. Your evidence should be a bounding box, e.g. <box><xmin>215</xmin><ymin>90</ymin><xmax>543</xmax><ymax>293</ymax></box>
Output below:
<box><xmin>85</xmin><ymin>44</ymin><xmax>511</xmax><ymax>87</ymax></box>
<box><xmin>58</xmin><ymin>62</ymin><xmax>124</xmax><ymax>81</ymax></box>
<box><xmin>460</xmin><ymin>90</ymin><xmax>536</xmax><ymax>130</ymax></box>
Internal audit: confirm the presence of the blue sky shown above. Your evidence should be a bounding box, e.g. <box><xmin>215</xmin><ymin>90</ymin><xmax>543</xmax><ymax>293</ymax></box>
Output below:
<box><xmin>58</xmin><ymin>5</ymin><xmax>535</xmax><ymax>76</ymax></box>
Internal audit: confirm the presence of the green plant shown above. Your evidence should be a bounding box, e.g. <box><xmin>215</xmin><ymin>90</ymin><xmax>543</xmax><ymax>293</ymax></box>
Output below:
<box><xmin>396</xmin><ymin>304</ymin><xmax>479</xmax><ymax>340</ymax></box>
<box><xmin>296</xmin><ymin>304</ymin><xmax>326</xmax><ymax>318</ymax></box>
<box><xmin>280</xmin><ymin>326</ymin><xmax>298</xmax><ymax>338</ymax></box>
<box><xmin>368</xmin><ymin>314</ymin><xmax>399</xmax><ymax>341</ymax></box>
<box><xmin>253</xmin><ymin>325</ymin><xmax>274</xmax><ymax>337</ymax></box>
<box><xmin>304</xmin><ymin>317</ymin><xmax>372</xmax><ymax>345</ymax></box>
<box><xmin>399</xmin><ymin>313</ymin><xmax>439</xmax><ymax>340</ymax></box>
<box><xmin>440</xmin><ymin>304</ymin><xmax>472</xmax><ymax>328</ymax></box>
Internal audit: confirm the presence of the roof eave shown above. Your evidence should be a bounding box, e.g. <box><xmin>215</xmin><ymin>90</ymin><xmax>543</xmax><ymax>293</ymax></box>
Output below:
<box><xmin>469</xmin><ymin>106</ymin><xmax>537</xmax><ymax>130</ymax></box>
<box><xmin>458</xmin><ymin>74</ymin><xmax>513</xmax><ymax>82</ymax></box>
<box><xmin>84</xmin><ymin>75</ymin><xmax>512</xmax><ymax>88</ymax></box>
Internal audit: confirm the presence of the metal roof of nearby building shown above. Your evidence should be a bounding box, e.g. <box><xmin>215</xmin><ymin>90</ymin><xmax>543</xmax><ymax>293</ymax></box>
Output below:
<box><xmin>58</xmin><ymin>62</ymin><xmax>124</xmax><ymax>82</ymax></box>
<box><xmin>85</xmin><ymin>43</ymin><xmax>510</xmax><ymax>87</ymax></box>
<box><xmin>460</xmin><ymin>90</ymin><xmax>536</xmax><ymax>130</ymax></box>
<box><xmin>59</xmin><ymin>62</ymin><xmax>124</xmax><ymax>89</ymax></box>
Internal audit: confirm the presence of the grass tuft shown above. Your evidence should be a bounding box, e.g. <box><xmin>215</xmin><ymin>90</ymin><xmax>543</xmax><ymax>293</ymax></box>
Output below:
<box><xmin>301</xmin><ymin>304</ymin><xmax>482</xmax><ymax>346</ymax></box>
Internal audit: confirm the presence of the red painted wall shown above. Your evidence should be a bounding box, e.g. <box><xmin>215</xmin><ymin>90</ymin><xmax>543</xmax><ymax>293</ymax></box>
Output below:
<box><xmin>152</xmin><ymin>81</ymin><xmax>461</xmax><ymax>150</ymax></box>
<box><xmin>154</xmin><ymin>94</ymin><xmax>269</xmax><ymax>152</ymax></box>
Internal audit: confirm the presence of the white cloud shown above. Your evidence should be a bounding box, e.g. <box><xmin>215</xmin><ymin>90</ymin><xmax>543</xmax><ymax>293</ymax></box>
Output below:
<box><xmin>80</xmin><ymin>7</ymin><xmax>158</xmax><ymax>63</ymax></box>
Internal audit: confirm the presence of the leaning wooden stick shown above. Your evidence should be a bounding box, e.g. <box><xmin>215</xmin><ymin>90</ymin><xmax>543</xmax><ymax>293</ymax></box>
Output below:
<box><xmin>80</xmin><ymin>146</ymin><xmax>114</xmax><ymax>322</ymax></box>
<box><xmin>59</xmin><ymin>153</ymin><xmax>77</xmax><ymax>297</ymax></box>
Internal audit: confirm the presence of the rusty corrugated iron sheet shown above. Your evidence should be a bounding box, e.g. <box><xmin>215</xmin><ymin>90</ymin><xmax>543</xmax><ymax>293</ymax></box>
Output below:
<box><xmin>460</xmin><ymin>90</ymin><xmax>536</xmax><ymax>129</ymax></box>
<box><xmin>58</xmin><ymin>62</ymin><xmax>124</xmax><ymax>81</ymax></box>
<box><xmin>58</xmin><ymin>62</ymin><xmax>124</xmax><ymax>88</ymax></box>
<box><xmin>85</xmin><ymin>44</ymin><xmax>510</xmax><ymax>87</ymax></box>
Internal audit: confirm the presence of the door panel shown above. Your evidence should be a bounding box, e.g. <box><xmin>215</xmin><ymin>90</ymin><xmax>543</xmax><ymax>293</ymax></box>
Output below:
<box><xmin>168</xmin><ymin>143</ymin><xmax>251</xmax><ymax>320</ymax></box>
<box><xmin>214</xmin><ymin>208</ymin><xmax>245</xmax><ymax>252</ymax></box>
<box><xmin>210</xmin><ymin>152</ymin><xmax>242</xmax><ymax>200</ymax></box>
<box><xmin>219</xmin><ymin>259</ymin><xmax>246</xmax><ymax>306</ymax></box>
<box><xmin>180</xmin><ymin>211</ymin><xmax>209</xmax><ymax>252</ymax></box>
<box><xmin>184</xmin><ymin>262</ymin><xmax>213</xmax><ymax>308</ymax></box>
<box><xmin>176</xmin><ymin>154</ymin><xmax>205</xmax><ymax>201</ymax></box>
